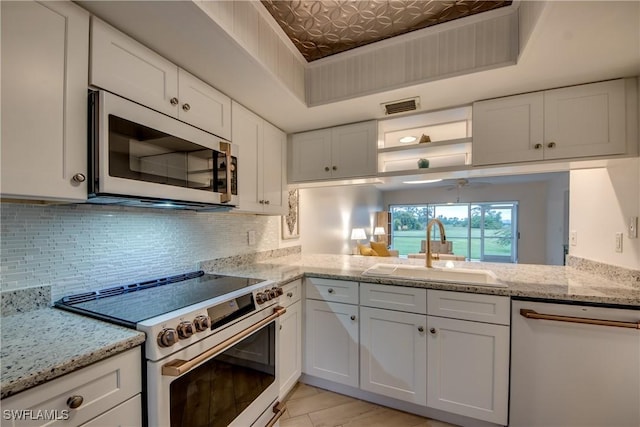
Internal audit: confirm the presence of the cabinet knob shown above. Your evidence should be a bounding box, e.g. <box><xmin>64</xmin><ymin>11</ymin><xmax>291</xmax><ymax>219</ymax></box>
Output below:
<box><xmin>350</xmin><ymin>315</ymin><xmax>356</xmax><ymax>321</ymax></box>
<box><xmin>324</xmin><ymin>166</ymin><xmax>330</xmax><ymax>172</ymax></box>
<box><xmin>418</xmin><ymin>326</ymin><xmax>424</xmax><ymax>332</ymax></box>
<box><xmin>533</xmin><ymin>143</ymin><xmax>543</xmax><ymax>150</ymax></box>
<box><xmin>332</xmin><ymin>166</ymin><xmax>337</xmax><ymax>171</ymax></box>
<box><xmin>327</xmin><ymin>288</ymin><xmax>334</xmax><ymax>294</ymax></box>
<box><xmin>72</xmin><ymin>173</ymin><xmax>86</xmax><ymax>183</ymax></box>
<box><xmin>429</xmin><ymin>328</ymin><xmax>437</xmax><ymax>335</ymax></box>
<box><xmin>287</xmin><ymin>292</ymin><xmax>293</xmax><ymax>298</ymax></box>
<box><xmin>259</xmin><ymin>200</ymin><xmax>264</xmax><ymax>204</ymax></box>
<box><xmin>67</xmin><ymin>395</ymin><xmax>84</xmax><ymax>409</ymax></box>
<box><xmin>547</xmin><ymin>142</ymin><xmax>556</xmax><ymax>148</ymax></box>
<box><xmin>170</xmin><ymin>97</ymin><xmax>179</xmax><ymax>106</ymax></box>
<box><xmin>265</xmin><ymin>200</ymin><xmax>270</xmax><ymax>205</ymax></box>
<box><xmin>182</xmin><ymin>103</ymin><xmax>191</xmax><ymax>112</ymax></box>
<box><xmin>279</xmin><ymin>324</ymin><xmax>283</xmax><ymax>330</ymax></box>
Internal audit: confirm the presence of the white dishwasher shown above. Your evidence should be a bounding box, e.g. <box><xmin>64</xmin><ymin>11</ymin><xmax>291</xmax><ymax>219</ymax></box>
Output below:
<box><xmin>510</xmin><ymin>299</ymin><xmax>640</xmax><ymax>427</ymax></box>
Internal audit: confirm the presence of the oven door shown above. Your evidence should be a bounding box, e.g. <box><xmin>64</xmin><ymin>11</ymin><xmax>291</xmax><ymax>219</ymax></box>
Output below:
<box><xmin>147</xmin><ymin>306</ymin><xmax>286</xmax><ymax>427</ymax></box>
<box><xmin>91</xmin><ymin>90</ymin><xmax>238</xmax><ymax>206</ymax></box>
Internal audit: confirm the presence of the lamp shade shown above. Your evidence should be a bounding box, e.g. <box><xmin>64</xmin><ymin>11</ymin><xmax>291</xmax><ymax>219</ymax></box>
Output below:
<box><xmin>373</xmin><ymin>227</ymin><xmax>385</xmax><ymax>236</ymax></box>
<box><xmin>350</xmin><ymin>228</ymin><xmax>367</xmax><ymax>240</ymax></box>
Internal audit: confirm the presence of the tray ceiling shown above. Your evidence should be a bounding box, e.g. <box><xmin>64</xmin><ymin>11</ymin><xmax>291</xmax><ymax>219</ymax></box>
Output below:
<box><xmin>261</xmin><ymin>0</ymin><xmax>513</xmax><ymax>62</ymax></box>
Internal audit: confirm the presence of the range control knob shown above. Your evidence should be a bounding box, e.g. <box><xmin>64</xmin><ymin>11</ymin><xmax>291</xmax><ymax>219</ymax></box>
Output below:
<box><xmin>193</xmin><ymin>315</ymin><xmax>211</xmax><ymax>332</ymax></box>
<box><xmin>274</xmin><ymin>287</ymin><xmax>284</xmax><ymax>296</ymax></box>
<box><xmin>268</xmin><ymin>288</ymin><xmax>278</xmax><ymax>299</ymax></box>
<box><xmin>256</xmin><ymin>292</ymin><xmax>268</xmax><ymax>304</ymax></box>
<box><xmin>177</xmin><ymin>321</ymin><xmax>195</xmax><ymax>339</ymax></box>
<box><xmin>157</xmin><ymin>328</ymin><xmax>179</xmax><ymax>347</ymax></box>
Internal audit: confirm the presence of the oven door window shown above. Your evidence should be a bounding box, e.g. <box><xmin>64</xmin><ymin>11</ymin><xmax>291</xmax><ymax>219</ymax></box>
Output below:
<box><xmin>108</xmin><ymin>115</ymin><xmax>235</xmax><ymax>193</ymax></box>
<box><xmin>169</xmin><ymin>322</ymin><xmax>276</xmax><ymax>427</ymax></box>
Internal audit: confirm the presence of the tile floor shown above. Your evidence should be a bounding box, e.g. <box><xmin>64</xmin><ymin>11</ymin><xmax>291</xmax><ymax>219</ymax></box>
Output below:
<box><xmin>280</xmin><ymin>383</ymin><xmax>458</xmax><ymax>427</ymax></box>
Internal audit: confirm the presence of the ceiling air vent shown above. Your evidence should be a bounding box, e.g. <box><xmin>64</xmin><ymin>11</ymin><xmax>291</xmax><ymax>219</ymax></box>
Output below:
<box><xmin>381</xmin><ymin>97</ymin><xmax>420</xmax><ymax>115</ymax></box>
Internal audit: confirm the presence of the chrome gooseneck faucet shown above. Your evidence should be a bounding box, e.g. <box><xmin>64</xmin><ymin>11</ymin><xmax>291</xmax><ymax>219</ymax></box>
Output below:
<box><xmin>426</xmin><ymin>219</ymin><xmax>447</xmax><ymax>268</ymax></box>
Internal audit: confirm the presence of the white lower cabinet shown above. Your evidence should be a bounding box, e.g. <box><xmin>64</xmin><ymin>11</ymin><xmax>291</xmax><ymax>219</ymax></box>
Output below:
<box><xmin>279</xmin><ymin>280</ymin><xmax>302</xmax><ymax>398</ymax></box>
<box><xmin>359</xmin><ymin>306</ymin><xmax>427</xmax><ymax>405</ymax></box>
<box><xmin>1</xmin><ymin>347</ymin><xmax>142</xmax><ymax>427</ymax></box>
<box><xmin>304</xmin><ymin>299</ymin><xmax>359</xmax><ymax>388</ymax></box>
<box><xmin>426</xmin><ymin>290</ymin><xmax>510</xmax><ymax>425</ymax></box>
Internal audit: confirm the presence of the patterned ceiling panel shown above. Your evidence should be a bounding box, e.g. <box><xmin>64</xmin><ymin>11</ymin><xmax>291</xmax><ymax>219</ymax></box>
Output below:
<box><xmin>261</xmin><ymin>1</ymin><xmax>512</xmax><ymax>62</ymax></box>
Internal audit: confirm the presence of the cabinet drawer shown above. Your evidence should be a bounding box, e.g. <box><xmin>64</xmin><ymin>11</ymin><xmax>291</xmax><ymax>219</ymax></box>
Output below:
<box><xmin>305</xmin><ymin>278</ymin><xmax>358</xmax><ymax>304</ymax></box>
<box><xmin>2</xmin><ymin>347</ymin><xmax>141</xmax><ymax>427</ymax></box>
<box><xmin>427</xmin><ymin>290</ymin><xmax>510</xmax><ymax>325</ymax></box>
<box><xmin>280</xmin><ymin>279</ymin><xmax>301</xmax><ymax>307</ymax></box>
<box><xmin>79</xmin><ymin>394</ymin><xmax>141</xmax><ymax>427</ymax></box>
<box><xmin>360</xmin><ymin>283</ymin><xmax>426</xmax><ymax>314</ymax></box>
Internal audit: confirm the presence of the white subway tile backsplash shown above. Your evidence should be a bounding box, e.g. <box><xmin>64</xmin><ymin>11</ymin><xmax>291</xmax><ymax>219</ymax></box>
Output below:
<box><xmin>1</xmin><ymin>203</ymin><xmax>282</xmax><ymax>301</ymax></box>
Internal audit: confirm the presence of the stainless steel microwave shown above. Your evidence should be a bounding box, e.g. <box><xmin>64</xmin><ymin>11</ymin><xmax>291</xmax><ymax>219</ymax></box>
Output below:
<box><xmin>88</xmin><ymin>90</ymin><xmax>238</xmax><ymax>210</ymax></box>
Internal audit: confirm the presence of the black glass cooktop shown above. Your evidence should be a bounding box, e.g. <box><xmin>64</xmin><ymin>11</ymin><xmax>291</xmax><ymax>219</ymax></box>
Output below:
<box><xmin>55</xmin><ymin>271</ymin><xmax>263</xmax><ymax>328</ymax></box>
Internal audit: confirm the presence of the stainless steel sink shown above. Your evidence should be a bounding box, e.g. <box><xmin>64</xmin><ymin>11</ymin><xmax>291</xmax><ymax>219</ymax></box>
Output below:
<box><xmin>362</xmin><ymin>263</ymin><xmax>506</xmax><ymax>287</ymax></box>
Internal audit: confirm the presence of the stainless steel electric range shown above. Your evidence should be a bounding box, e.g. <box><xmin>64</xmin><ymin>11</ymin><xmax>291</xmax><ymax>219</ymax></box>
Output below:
<box><xmin>56</xmin><ymin>271</ymin><xmax>287</xmax><ymax>427</ymax></box>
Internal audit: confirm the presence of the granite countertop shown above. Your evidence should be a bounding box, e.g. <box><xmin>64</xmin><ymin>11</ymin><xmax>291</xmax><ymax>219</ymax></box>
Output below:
<box><xmin>1</xmin><ymin>308</ymin><xmax>145</xmax><ymax>399</ymax></box>
<box><xmin>3</xmin><ymin>253</ymin><xmax>636</xmax><ymax>400</ymax></box>
<box><xmin>203</xmin><ymin>254</ymin><xmax>640</xmax><ymax>307</ymax></box>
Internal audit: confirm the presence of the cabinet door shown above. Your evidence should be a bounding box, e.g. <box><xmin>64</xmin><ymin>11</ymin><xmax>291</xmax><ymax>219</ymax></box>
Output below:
<box><xmin>473</xmin><ymin>92</ymin><xmax>544</xmax><ymax>166</ymax></box>
<box><xmin>290</xmin><ymin>129</ymin><xmax>332</xmax><ymax>182</ymax></box>
<box><xmin>79</xmin><ymin>394</ymin><xmax>141</xmax><ymax>427</ymax></box>
<box><xmin>544</xmin><ymin>79</ymin><xmax>626</xmax><ymax>160</ymax></box>
<box><xmin>304</xmin><ymin>299</ymin><xmax>359</xmax><ymax>387</ymax></box>
<box><xmin>279</xmin><ymin>300</ymin><xmax>302</xmax><ymax>398</ymax></box>
<box><xmin>262</xmin><ymin>121</ymin><xmax>287</xmax><ymax>214</ymax></box>
<box><xmin>331</xmin><ymin>121</ymin><xmax>377</xmax><ymax>179</ymax></box>
<box><xmin>427</xmin><ymin>316</ymin><xmax>509</xmax><ymax>425</ymax></box>
<box><xmin>1</xmin><ymin>0</ymin><xmax>89</xmax><ymax>201</ymax></box>
<box><xmin>90</xmin><ymin>17</ymin><xmax>179</xmax><ymax>117</ymax></box>
<box><xmin>233</xmin><ymin>101</ymin><xmax>263</xmax><ymax>212</ymax></box>
<box><xmin>178</xmin><ymin>69</ymin><xmax>231</xmax><ymax>139</ymax></box>
<box><xmin>1</xmin><ymin>348</ymin><xmax>141</xmax><ymax>427</ymax></box>
<box><xmin>360</xmin><ymin>307</ymin><xmax>427</xmax><ymax>405</ymax></box>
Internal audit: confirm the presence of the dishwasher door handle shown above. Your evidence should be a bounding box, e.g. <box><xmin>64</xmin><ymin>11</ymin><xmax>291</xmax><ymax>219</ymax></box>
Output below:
<box><xmin>520</xmin><ymin>309</ymin><xmax>640</xmax><ymax>329</ymax></box>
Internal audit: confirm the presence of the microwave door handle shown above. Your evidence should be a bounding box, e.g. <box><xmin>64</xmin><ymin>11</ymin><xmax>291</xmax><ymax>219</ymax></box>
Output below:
<box><xmin>219</xmin><ymin>141</ymin><xmax>232</xmax><ymax>203</ymax></box>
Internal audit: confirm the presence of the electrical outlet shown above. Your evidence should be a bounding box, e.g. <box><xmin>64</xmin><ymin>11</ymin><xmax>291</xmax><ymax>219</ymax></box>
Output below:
<box><xmin>248</xmin><ymin>230</ymin><xmax>256</xmax><ymax>245</ymax></box>
<box><xmin>629</xmin><ymin>216</ymin><xmax>638</xmax><ymax>239</ymax></box>
<box><xmin>615</xmin><ymin>232</ymin><xmax>623</xmax><ymax>253</ymax></box>
<box><xmin>570</xmin><ymin>230</ymin><xmax>577</xmax><ymax>246</ymax></box>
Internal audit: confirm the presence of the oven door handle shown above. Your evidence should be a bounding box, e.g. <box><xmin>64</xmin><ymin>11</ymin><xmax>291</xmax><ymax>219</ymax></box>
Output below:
<box><xmin>162</xmin><ymin>305</ymin><xmax>286</xmax><ymax>377</ymax></box>
<box><xmin>265</xmin><ymin>401</ymin><xmax>287</xmax><ymax>427</ymax></box>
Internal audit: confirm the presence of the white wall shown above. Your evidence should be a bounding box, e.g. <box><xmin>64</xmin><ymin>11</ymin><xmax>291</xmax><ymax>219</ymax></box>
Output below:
<box><xmin>382</xmin><ymin>176</ymin><xmax>569</xmax><ymax>265</ymax></box>
<box><xmin>299</xmin><ymin>185</ymin><xmax>383</xmax><ymax>254</ymax></box>
<box><xmin>569</xmin><ymin>158</ymin><xmax>640</xmax><ymax>269</ymax></box>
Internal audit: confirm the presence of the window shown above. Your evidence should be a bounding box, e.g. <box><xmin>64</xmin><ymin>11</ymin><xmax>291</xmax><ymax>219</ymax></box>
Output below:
<box><xmin>389</xmin><ymin>202</ymin><xmax>518</xmax><ymax>263</ymax></box>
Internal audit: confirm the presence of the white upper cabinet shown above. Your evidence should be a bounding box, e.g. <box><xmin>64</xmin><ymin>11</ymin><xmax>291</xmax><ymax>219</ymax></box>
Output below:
<box><xmin>473</xmin><ymin>79</ymin><xmax>635</xmax><ymax>166</ymax></box>
<box><xmin>290</xmin><ymin>121</ymin><xmax>377</xmax><ymax>182</ymax></box>
<box><xmin>90</xmin><ymin>18</ymin><xmax>231</xmax><ymax>140</ymax></box>
<box><xmin>232</xmin><ymin>101</ymin><xmax>286</xmax><ymax>214</ymax></box>
<box><xmin>1</xmin><ymin>0</ymin><xmax>89</xmax><ymax>201</ymax></box>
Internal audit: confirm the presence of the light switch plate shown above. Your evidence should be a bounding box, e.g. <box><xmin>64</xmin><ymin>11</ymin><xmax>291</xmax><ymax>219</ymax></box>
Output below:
<box><xmin>629</xmin><ymin>217</ymin><xmax>638</xmax><ymax>239</ymax></box>
<box><xmin>615</xmin><ymin>232</ymin><xmax>623</xmax><ymax>253</ymax></box>
<box><xmin>570</xmin><ymin>230</ymin><xmax>577</xmax><ymax>246</ymax></box>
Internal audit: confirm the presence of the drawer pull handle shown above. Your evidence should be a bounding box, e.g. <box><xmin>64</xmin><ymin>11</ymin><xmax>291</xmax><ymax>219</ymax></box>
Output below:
<box><xmin>287</xmin><ymin>292</ymin><xmax>293</xmax><ymax>298</ymax></box>
<box><xmin>350</xmin><ymin>315</ymin><xmax>356</xmax><ymax>321</ymax></box>
<box><xmin>429</xmin><ymin>328</ymin><xmax>437</xmax><ymax>335</ymax></box>
<box><xmin>520</xmin><ymin>309</ymin><xmax>640</xmax><ymax>329</ymax></box>
<box><xmin>327</xmin><ymin>288</ymin><xmax>334</xmax><ymax>294</ymax></box>
<box><xmin>418</xmin><ymin>326</ymin><xmax>424</xmax><ymax>332</ymax></box>
<box><xmin>67</xmin><ymin>395</ymin><xmax>84</xmax><ymax>409</ymax></box>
